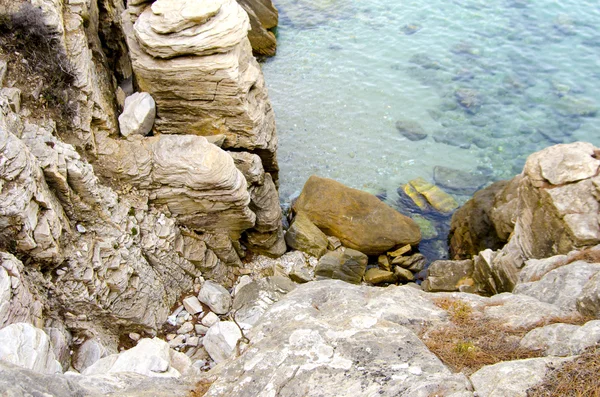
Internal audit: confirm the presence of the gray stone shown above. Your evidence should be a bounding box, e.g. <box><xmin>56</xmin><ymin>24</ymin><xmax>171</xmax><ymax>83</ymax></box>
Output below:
<box><xmin>395</xmin><ymin>119</ymin><xmax>427</xmax><ymax>141</ymax></box>
<box><xmin>198</xmin><ymin>281</ymin><xmax>232</xmax><ymax>315</ymax></box>
<box><xmin>577</xmin><ymin>270</ymin><xmax>600</xmax><ymax>318</ymax></box>
<box><xmin>182</xmin><ymin>296</ymin><xmax>203</xmax><ymax>315</ymax></box>
<box><xmin>0</xmin><ymin>59</ymin><xmax>6</xmax><ymax>86</ymax></box>
<box><xmin>518</xmin><ymin>255</ymin><xmax>568</xmax><ymax>284</ymax></box>
<box><xmin>520</xmin><ymin>320</ymin><xmax>600</xmax><ymax>356</ymax></box>
<box><xmin>0</xmin><ymin>323</ymin><xmax>62</xmax><ymax>374</ymax></box>
<box><xmin>83</xmin><ymin>338</ymin><xmax>193</xmax><ymax>377</ymax></box>
<box><xmin>423</xmin><ymin>259</ymin><xmax>474</xmax><ymax>292</ymax></box>
<box><xmin>433</xmin><ymin>166</ymin><xmax>488</xmax><ymax>195</ymax></box>
<box><xmin>203</xmin><ymin>280</ymin><xmax>470</xmax><ymax>396</ymax></box>
<box><xmin>1</xmin><ymin>87</ymin><xmax>21</xmax><ymax>113</ymax></box>
<box><xmin>315</xmin><ymin>248</ymin><xmax>368</xmax><ymax>284</ymax></box>
<box><xmin>73</xmin><ymin>339</ymin><xmax>111</xmax><ymax>373</ymax></box>
<box><xmin>203</xmin><ymin>321</ymin><xmax>242</xmax><ymax>363</ymax></box>
<box><xmin>118</xmin><ymin>92</ymin><xmax>156</xmax><ymax>136</ymax></box>
<box><xmin>232</xmin><ymin>275</ymin><xmax>296</xmax><ymax>328</ymax></box>
<box><xmin>483</xmin><ymin>293</ymin><xmax>567</xmax><ymax>329</ymax></box>
<box><xmin>201</xmin><ymin>312</ymin><xmax>220</xmax><ymax>327</ymax></box>
<box><xmin>470</xmin><ymin>357</ymin><xmax>568</xmax><ymax>397</ymax></box>
<box><xmin>513</xmin><ymin>261</ymin><xmax>600</xmax><ymax>312</ymax></box>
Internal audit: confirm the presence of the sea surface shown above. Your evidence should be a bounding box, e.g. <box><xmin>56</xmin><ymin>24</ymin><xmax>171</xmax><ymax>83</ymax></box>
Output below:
<box><xmin>262</xmin><ymin>0</ymin><xmax>600</xmax><ymax>260</ymax></box>
<box><xmin>264</xmin><ymin>0</ymin><xmax>600</xmax><ymax>199</ymax></box>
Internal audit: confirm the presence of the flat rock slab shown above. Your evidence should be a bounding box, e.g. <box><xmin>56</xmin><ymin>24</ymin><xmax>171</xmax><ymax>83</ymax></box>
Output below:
<box><xmin>204</xmin><ymin>280</ymin><xmax>470</xmax><ymax>396</ymax></box>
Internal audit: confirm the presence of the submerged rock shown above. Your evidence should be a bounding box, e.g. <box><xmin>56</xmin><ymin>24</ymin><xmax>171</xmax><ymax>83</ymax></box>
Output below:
<box><xmin>395</xmin><ymin>119</ymin><xmax>428</xmax><ymax>141</ymax></box>
<box><xmin>403</xmin><ymin>177</ymin><xmax>459</xmax><ymax>214</ymax></box>
<box><xmin>433</xmin><ymin>166</ymin><xmax>488</xmax><ymax>195</ymax></box>
<box><xmin>293</xmin><ymin>176</ymin><xmax>421</xmax><ymax>255</ymax></box>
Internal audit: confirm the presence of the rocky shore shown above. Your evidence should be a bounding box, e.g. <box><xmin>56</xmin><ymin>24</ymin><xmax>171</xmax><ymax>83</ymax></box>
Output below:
<box><xmin>0</xmin><ymin>0</ymin><xmax>599</xmax><ymax>396</ymax></box>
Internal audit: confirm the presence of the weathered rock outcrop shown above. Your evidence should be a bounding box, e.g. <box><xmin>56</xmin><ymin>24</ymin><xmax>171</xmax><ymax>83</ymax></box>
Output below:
<box><xmin>123</xmin><ymin>0</ymin><xmax>279</xmax><ymax>175</ymax></box>
<box><xmin>448</xmin><ymin>142</ymin><xmax>600</xmax><ymax>293</ymax></box>
<box><xmin>293</xmin><ymin>176</ymin><xmax>421</xmax><ymax>255</ymax></box>
<box><xmin>237</xmin><ymin>0</ymin><xmax>278</xmax><ymax>56</ymax></box>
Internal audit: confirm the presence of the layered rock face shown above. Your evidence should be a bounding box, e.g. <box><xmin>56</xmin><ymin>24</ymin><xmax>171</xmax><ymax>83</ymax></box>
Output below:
<box><xmin>445</xmin><ymin>142</ymin><xmax>600</xmax><ymax>294</ymax></box>
<box><xmin>123</xmin><ymin>0</ymin><xmax>279</xmax><ymax>175</ymax></box>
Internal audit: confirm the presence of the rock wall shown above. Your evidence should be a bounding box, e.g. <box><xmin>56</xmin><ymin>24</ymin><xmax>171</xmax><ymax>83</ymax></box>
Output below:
<box><xmin>447</xmin><ymin>142</ymin><xmax>600</xmax><ymax>294</ymax></box>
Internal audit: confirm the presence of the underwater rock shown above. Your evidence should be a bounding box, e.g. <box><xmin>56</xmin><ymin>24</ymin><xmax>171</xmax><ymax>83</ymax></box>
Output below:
<box><xmin>554</xmin><ymin>95</ymin><xmax>598</xmax><ymax>117</ymax></box>
<box><xmin>395</xmin><ymin>119</ymin><xmax>428</xmax><ymax>141</ymax></box>
<box><xmin>404</xmin><ymin>177</ymin><xmax>459</xmax><ymax>214</ymax></box>
<box><xmin>410</xmin><ymin>214</ymin><xmax>438</xmax><ymax>240</ymax></box>
<box><xmin>433</xmin><ymin>166</ymin><xmax>488</xmax><ymax>195</ymax></box>
<box><xmin>293</xmin><ymin>176</ymin><xmax>421</xmax><ymax>255</ymax></box>
<box><xmin>409</xmin><ymin>53</ymin><xmax>443</xmax><ymax>70</ymax></box>
<box><xmin>401</xmin><ymin>23</ymin><xmax>421</xmax><ymax>35</ymax></box>
<box><xmin>455</xmin><ymin>88</ymin><xmax>483</xmax><ymax>113</ymax></box>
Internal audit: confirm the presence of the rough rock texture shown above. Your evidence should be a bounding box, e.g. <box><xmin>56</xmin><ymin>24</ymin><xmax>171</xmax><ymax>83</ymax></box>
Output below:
<box><xmin>422</xmin><ymin>259</ymin><xmax>474</xmax><ymax>292</ymax></box>
<box><xmin>315</xmin><ymin>248</ymin><xmax>368</xmax><ymax>284</ymax></box>
<box><xmin>519</xmin><ymin>320</ymin><xmax>600</xmax><ymax>356</ymax></box>
<box><xmin>203</xmin><ymin>321</ymin><xmax>243</xmax><ymax>363</ymax></box>
<box><xmin>204</xmin><ymin>281</ymin><xmax>472</xmax><ymax>396</ymax></box>
<box><xmin>470</xmin><ymin>357</ymin><xmax>568</xmax><ymax>397</ymax></box>
<box><xmin>236</xmin><ymin>0</ymin><xmax>278</xmax><ymax>56</ymax></box>
<box><xmin>578</xmin><ymin>270</ymin><xmax>600</xmax><ymax>317</ymax></box>
<box><xmin>0</xmin><ymin>323</ymin><xmax>62</xmax><ymax>374</ymax></box>
<box><xmin>82</xmin><ymin>337</ymin><xmax>193</xmax><ymax>377</ymax></box>
<box><xmin>199</xmin><ymin>281</ymin><xmax>232</xmax><ymax>315</ymax></box>
<box><xmin>0</xmin><ymin>253</ymin><xmax>43</xmax><ymax>328</ymax></box>
<box><xmin>123</xmin><ymin>0</ymin><xmax>279</xmax><ymax>175</ymax></box>
<box><xmin>0</xmin><ymin>361</ymin><xmax>196</xmax><ymax>397</ymax></box>
<box><xmin>293</xmin><ymin>176</ymin><xmax>421</xmax><ymax>255</ymax></box>
<box><xmin>513</xmin><ymin>260</ymin><xmax>600</xmax><ymax>312</ymax></box>
<box><xmin>449</xmin><ymin>142</ymin><xmax>600</xmax><ymax>293</ymax></box>
<box><xmin>284</xmin><ymin>211</ymin><xmax>328</xmax><ymax>258</ymax></box>
<box><xmin>118</xmin><ymin>92</ymin><xmax>156</xmax><ymax>137</ymax></box>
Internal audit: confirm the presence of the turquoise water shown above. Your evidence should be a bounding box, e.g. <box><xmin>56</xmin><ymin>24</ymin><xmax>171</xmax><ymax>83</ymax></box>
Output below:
<box><xmin>263</xmin><ymin>0</ymin><xmax>600</xmax><ymax>204</ymax></box>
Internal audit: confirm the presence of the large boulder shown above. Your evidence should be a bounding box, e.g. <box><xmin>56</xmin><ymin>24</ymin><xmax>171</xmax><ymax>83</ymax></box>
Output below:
<box><xmin>293</xmin><ymin>176</ymin><xmax>421</xmax><ymax>255</ymax></box>
<box><xmin>0</xmin><ymin>323</ymin><xmax>62</xmax><ymax>375</ymax></box>
<box><xmin>449</xmin><ymin>142</ymin><xmax>600</xmax><ymax>292</ymax></box>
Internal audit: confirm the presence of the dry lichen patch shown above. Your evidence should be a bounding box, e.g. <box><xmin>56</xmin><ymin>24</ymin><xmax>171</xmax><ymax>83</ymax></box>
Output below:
<box><xmin>420</xmin><ymin>297</ymin><xmax>541</xmax><ymax>375</ymax></box>
<box><xmin>527</xmin><ymin>346</ymin><xmax>600</xmax><ymax>397</ymax></box>
<box><xmin>421</xmin><ymin>297</ymin><xmax>594</xmax><ymax>375</ymax></box>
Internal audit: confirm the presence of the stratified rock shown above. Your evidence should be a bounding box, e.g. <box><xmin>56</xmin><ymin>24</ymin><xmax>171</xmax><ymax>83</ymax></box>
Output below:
<box><xmin>118</xmin><ymin>92</ymin><xmax>156</xmax><ymax>137</ymax></box>
<box><xmin>513</xmin><ymin>261</ymin><xmax>600</xmax><ymax>312</ymax></box>
<box><xmin>293</xmin><ymin>176</ymin><xmax>421</xmax><ymax>255</ymax></box>
<box><xmin>470</xmin><ymin>357</ymin><xmax>568</xmax><ymax>397</ymax></box>
<box><xmin>198</xmin><ymin>281</ymin><xmax>232</xmax><ymax>315</ymax></box>
<box><xmin>404</xmin><ymin>177</ymin><xmax>458</xmax><ymax>214</ymax></box>
<box><xmin>203</xmin><ymin>321</ymin><xmax>242</xmax><ymax>363</ymax></box>
<box><xmin>203</xmin><ymin>281</ymin><xmax>471</xmax><ymax>396</ymax></box>
<box><xmin>520</xmin><ymin>320</ymin><xmax>600</xmax><ymax>356</ymax></box>
<box><xmin>232</xmin><ymin>275</ymin><xmax>296</xmax><ymax>328</ymax></box>
<box><xmin>0</xmin><ymin>323</ymin><xmax>62</xmax><ymax>374</ymax></box>
<box><xmin>236</xmin><ymin>0</ymin><xmax>278</xmax><ymax>56</ymax></box>
<box><xmin>433</xmin><ymin>166</ymin><xmax>488</xmax><ymax>195</ymax></box>
<box><xmin>83</xmin><ymin>338</ymin><xmax>193</xmax><ymax>377</ymax></box>
<box><xmin>395</xmin><ymin>119</ymin><xmax>427</xmax><ymax>141</ymax></box>
<box><xmin>394</xmin><ymin>266</ymin><xmax>414</xmax><ymax>282</ymax></box>
<box><xmin>315</xmin><ymin>248</ymin><xmax>368</xmax><ymax>285</ymax></box>
<box><xmin>123</xmin><ymin>0</ymin><xmax>278</xmax><ymax>174</ymax></box>
<box><xmin>423</xmin><ymin>259</ymin><xmax>474</xmax><ymax>292</ymax></box>
<box><xmin>229</xmin><ymin>151</ymin><xmax>265</xmax><ymax>186</ymax></box>
<box><xmin>0</xmin><ymin>253</ymin><xmax>42</xmax><ymax>328</ymax></box>
<box><xmin>364</xmin><ymin>268</ymin><xmax>396</xmax><ymax>285</ymax></box>
<box><xmin>284</xmin><ymin>212</ymin><xmax>328</xmax><ymax>258</ymax></box>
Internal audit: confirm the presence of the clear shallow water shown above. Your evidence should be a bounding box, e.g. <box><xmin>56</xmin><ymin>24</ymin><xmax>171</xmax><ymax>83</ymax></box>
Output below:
<box><xmin>263</xmin><ymin>0</ymin><xmax>600</xmax><ymax>203</ymax></box>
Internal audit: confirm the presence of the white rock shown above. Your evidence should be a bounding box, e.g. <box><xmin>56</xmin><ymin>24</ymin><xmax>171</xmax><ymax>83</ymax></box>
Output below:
<box><xmin>520</xmin><ymin>320</ymin><xmax>600</xmax><ymax>356</ymax></box>
<box><xmin>203</xmin><ymin>321</ymin><xmax>242</xmax><ymax>363</ymax></box>
<box><xmin>1</xmin><ymin>87</ymin><xmax>21</xmax><ymax>113</ymax></box>
<box><xmin>118</xmin><ymin>92</ymin><xmax>156</xmax><ymax>137</ymax></box>
<box><xmin>177</xmin><ymin>322</ymin><xmax>194</xmax><ymax>335</ymax></box>
<box><xmin>73</xmin><ymin>338</ymin><xmax>110</xmax><ymax>373</ymax></box>
<box><xmin>83</xmin><ymin>338</ymin><xmax>190</xmax><ymax>377</ymax></box>
<box><xmin>195</xmin><ymin>324</ymin><xmax>209</xmax><ymax>335</ymax></box>
<box><xmin>0</xmin><ymin>323</ymin><xmax>62</xmax><ymax>374</ymax></box>
<box><xmin>198</xmin><ymin>281</ymin><xmax>231</xmax><ymax>314</ymax></box>
<box><xmin>186</xmin><ymin>336</ymin><xmax>200</xmax><ymax>347</ymax></box>
<box><xmin>233</xmin><ymin>275</ymin><xmax>253</xmax><ymax>296</ymax></box>
<box><xmin>168</xmin><ymin>335</ymin><xmax>186</xmax><ymax>349</ymax></box>
<box><xmin>201</xmin><ymin>312</ymin><xmax>219</xmax><ymax>327</ymax></box>
<box><xmin>129</xmin><ymin>332</ymin><xmax>141</xmax><ymax>341</ymax></box>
